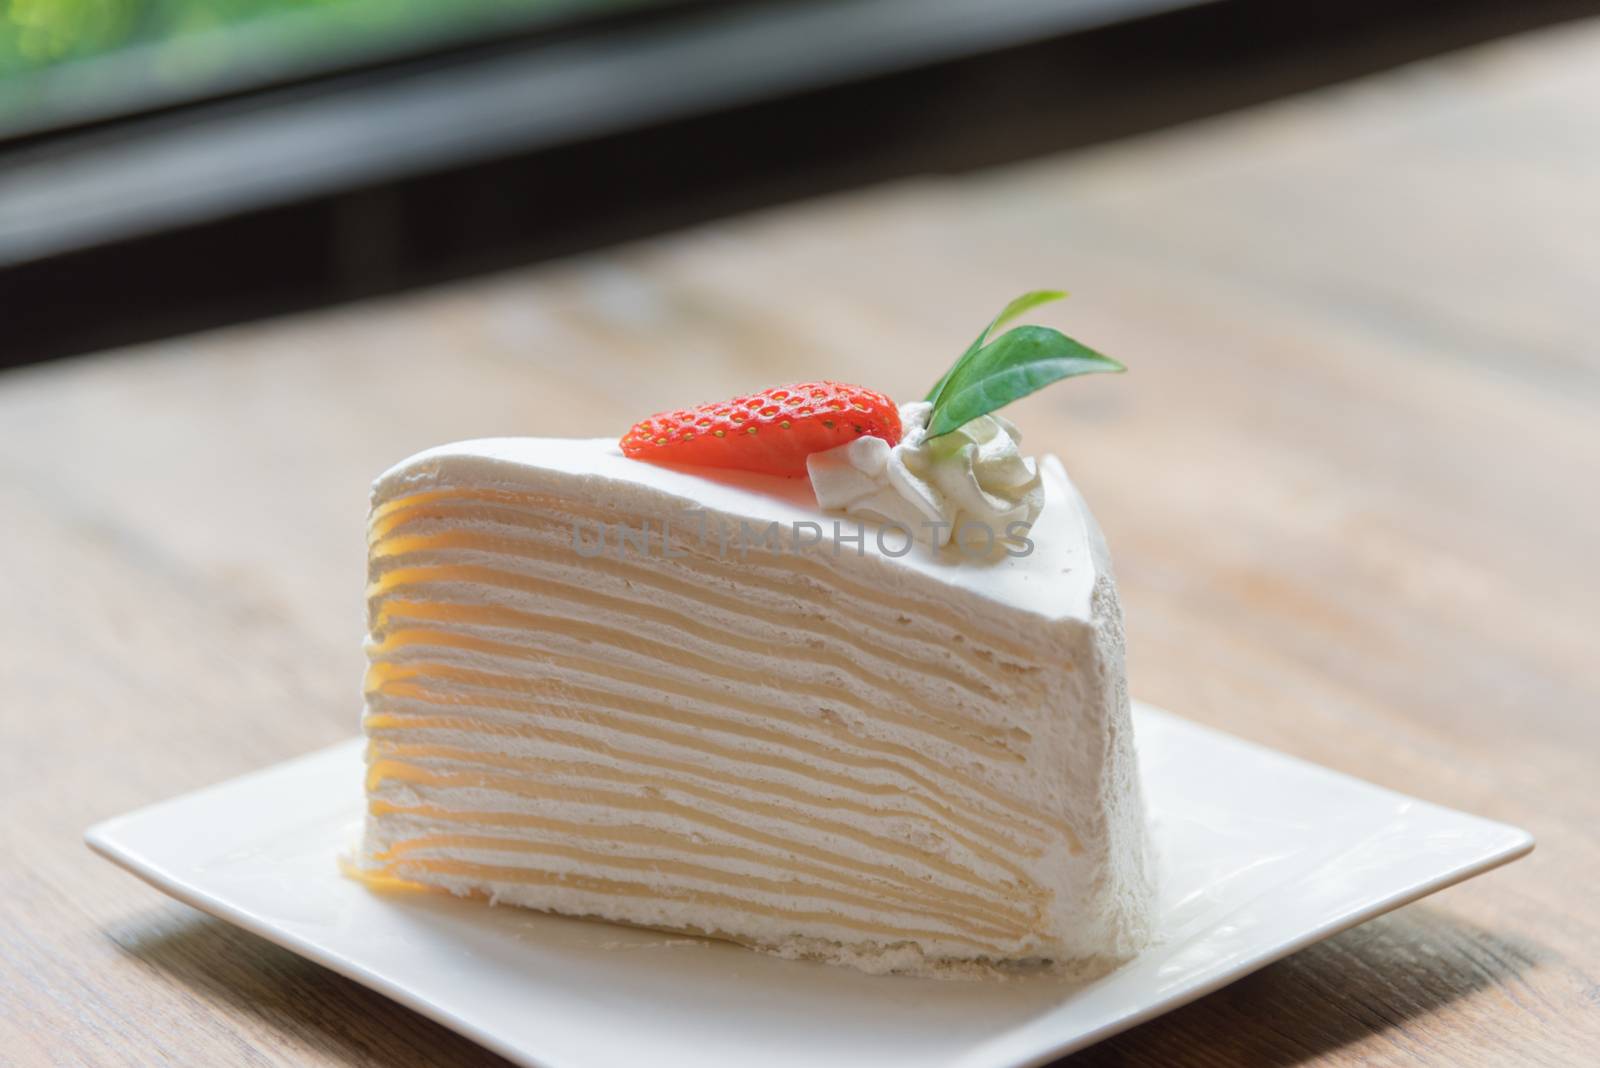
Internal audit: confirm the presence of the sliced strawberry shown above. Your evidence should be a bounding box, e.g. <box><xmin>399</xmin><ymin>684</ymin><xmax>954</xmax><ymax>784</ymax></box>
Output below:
<box><xmin>620</xmin><ymin>381</ymin><xmax>901</xmax><ymax>477</ymax></box>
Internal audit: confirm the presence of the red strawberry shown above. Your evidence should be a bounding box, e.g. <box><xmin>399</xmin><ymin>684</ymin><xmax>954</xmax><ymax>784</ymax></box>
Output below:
<box><xmin>620</xmin><ymin>381</ymin><xmax>901</xmax><ymax>477</ymax></box>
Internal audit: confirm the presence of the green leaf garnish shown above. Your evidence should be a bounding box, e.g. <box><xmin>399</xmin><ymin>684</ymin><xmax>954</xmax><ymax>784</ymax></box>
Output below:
<box><xmin>924</xmin><ymin>289</ymin><xmax>1066</xmax><ymax>405</ymax></box>
<box><xmin>924</xmin><ymin>291</ymin><xmax>1123</xmax><ymax>439</ymax></box>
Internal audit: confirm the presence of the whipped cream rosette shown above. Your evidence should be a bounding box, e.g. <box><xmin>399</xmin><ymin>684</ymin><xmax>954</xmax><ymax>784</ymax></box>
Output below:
<box><xmin>807</xmin><ymin>401</ymin><xmax>1044</xmax><ymax>548</ymax></box>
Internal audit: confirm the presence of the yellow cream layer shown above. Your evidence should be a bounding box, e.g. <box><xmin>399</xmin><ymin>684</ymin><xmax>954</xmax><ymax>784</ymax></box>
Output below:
<box><xmin>368</xmin><ymin>812</ymin><xmax>1029</xmax><ymax>940</ymax></box>
<box><xmin>369</xmin><ymin>814</ymin><xmax>1029</xmax><ymax>934</ymax></box>
<box><xmin>367</xmin><ymin>798</ymin><xmax>1031</xmax><ymax>934</ymax></box>
<box><xmin>364</xmin><ymin>710</ymin><xmax>1056</xmax><ymax>852</ymax></box>
<box><xmin>371</xmin><ymin>853</ymin><xmax>1013</xmax><ymax>955</ymax></box>
<box><xmin>372</xmin><ymin>540</ymin><xmax>1018</xmax><ymax>711</ymax></box>
<box><xmin>372</xmin><ymin>524</ymin><xmax>1036</xmax><ymax>697</ymax></box>
<box><xmin>367</xmin><ymin>600</ymin><xmax>1024</xmax><ymax>761</ymax></box>
<box><xmin>369</xmin><ymin>489</ymin><xmax>1047</xmax><ymax>666</ymax></box>
<box><xmin>363</xmin><ymin>658</ymin><xmax>1065</xmax><ymax>850</ymax></box>
<box><xmin>360</xmin><ymin>479</ymin><xmax>1097</xmax><ymax>964</ymax></box>
<box><xmin>367</xmin><ymin>743</ymin><xmax>1038</xmax><ymax>889</ymax></box>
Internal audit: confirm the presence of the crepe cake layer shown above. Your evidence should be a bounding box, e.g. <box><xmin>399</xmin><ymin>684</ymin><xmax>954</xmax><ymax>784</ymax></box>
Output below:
<box><xmin>355</xmin><ymin>438</ymin><xmax>1155</xmax><ymax>976</ymax></box>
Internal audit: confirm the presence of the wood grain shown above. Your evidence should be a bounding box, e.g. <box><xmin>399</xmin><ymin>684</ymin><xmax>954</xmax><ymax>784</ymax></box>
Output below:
<box><xmin>4</xmin><ymin>18</ymin><xmax>1599</xmax><ymax>1068</ymax></box>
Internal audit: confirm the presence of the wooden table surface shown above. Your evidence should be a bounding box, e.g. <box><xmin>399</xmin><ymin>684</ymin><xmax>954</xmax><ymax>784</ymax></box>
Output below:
<box><xmin>4</xmin><ymin>18</ymin><xmax>1598</xmax><ymax>1068</ymax></box>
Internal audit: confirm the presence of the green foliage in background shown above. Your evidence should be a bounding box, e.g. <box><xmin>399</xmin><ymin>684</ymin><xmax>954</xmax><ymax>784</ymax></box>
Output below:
<box><xmin>0</xmin><ymin>0</ymin><xmax>638</xmax><ymax>132</ymax></box>
<box><xmin>1</xmin><ymin>0</ymin><xmax>634</xmax><ymax>78</ymax></box>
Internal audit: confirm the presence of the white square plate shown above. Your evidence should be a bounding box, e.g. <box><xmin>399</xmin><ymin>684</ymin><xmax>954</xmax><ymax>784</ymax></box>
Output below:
<box><xmin>86</xmin><ymin>703</ymin><xmax>1531</xmax><ymax>1068</ymax></box>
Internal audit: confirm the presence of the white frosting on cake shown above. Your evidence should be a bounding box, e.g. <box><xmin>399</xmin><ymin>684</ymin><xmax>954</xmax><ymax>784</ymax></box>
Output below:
<box><xmin>374</xmin><ymin>437</ymin><xmax>1091</xmax><ymax>623</ymax></box>
<box><xmin>357</xmin><ymin>437</ymin><xmax>1155</xmax><ymax>976</ymax></box>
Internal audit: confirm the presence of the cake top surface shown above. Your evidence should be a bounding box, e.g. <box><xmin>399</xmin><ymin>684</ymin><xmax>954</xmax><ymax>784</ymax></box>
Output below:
<box><xmin>375</xmin><ymin>437</ymin><xmax>1109</xmax><ymax>624</ymax></box>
